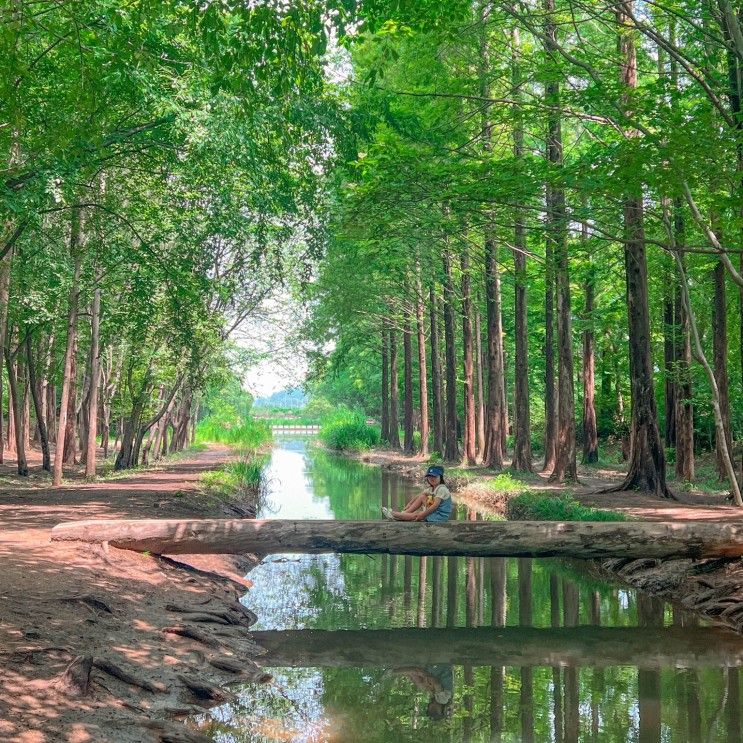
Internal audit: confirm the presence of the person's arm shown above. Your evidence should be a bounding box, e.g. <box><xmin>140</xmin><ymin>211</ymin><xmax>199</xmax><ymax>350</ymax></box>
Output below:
<box><xmin>413</xmin><ymin>497</ymin><xmax>441</xmax><ymax>521</ymax></box>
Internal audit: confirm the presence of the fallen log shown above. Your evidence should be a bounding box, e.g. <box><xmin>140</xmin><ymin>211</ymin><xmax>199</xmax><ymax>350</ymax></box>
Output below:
<box><xmin>51</xmin><ymin>518</ymin><xmax>743</xmax><ymax>559</ymax></box>
<box><xmin>251</xmin><ymin>626</ymin><xmax>743</xmax><ymax>669</ymax></box>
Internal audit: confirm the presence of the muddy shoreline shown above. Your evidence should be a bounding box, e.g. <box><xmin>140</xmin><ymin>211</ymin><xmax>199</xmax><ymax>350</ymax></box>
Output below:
<box><xmin>355</xmin><ymin>448</ymin><xmax>743</xmax><ymax>634</ymax></box>
<box><xmin>0</xmin><ymin>446</ymin><xmax>269</xmax><ymax>743</ymax></box>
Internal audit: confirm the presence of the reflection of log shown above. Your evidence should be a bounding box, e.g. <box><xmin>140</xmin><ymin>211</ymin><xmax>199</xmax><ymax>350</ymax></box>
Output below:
<box><xmin>250</xmin><ymin>626</ymin><xmax>743</xmax><ymax>669</ymax></box>
<box><xmin>51</xmin><ymin>518</ymin><xmax>743</xmax><ymax>558</ymax></box>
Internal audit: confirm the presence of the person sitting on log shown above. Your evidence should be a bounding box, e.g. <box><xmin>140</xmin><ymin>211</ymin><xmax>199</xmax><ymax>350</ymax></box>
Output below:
<box><xmin>381</xmin><ymin>466</ymin><xmax>452</xmax><ymax>522</ymax></box>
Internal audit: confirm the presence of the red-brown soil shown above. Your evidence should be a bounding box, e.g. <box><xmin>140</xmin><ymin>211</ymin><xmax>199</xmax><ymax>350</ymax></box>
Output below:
<box><xmin>0</xmin><ymin>446</ymin><xmax>263</xmax><ymax>743</ymax></box>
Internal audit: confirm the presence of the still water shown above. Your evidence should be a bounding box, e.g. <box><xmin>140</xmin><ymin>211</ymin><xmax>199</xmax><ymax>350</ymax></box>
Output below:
<box><xmin>201</xmin><ymin>438</ymin><xmax>743</xmax><ymax>742</ymax></box>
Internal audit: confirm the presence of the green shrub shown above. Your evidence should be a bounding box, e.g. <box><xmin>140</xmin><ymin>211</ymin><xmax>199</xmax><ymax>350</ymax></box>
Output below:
<box><xmin>319</xmin><ymin>408</ymin><xmax>380</xmax><ymax>451</ymax></box>
<box><xmin>506</xmin><ymin>491</ymin><xmax>626</xmax><ymax>522</ymax></box>
<box><xmin>200</xmin><ymin>454</ymin><xmax>268</xmax><ymax>500</ymax></box>
<box><xmin>485</xmin><ymin>472</ymin><xmax>527</xmax><ymax>493</ymax></box>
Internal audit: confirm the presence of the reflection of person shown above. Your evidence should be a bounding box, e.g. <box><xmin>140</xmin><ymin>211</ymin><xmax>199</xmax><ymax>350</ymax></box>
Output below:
<box><xmin>391</xmin><ymin>664</ymin><xmax>453</xmax><ymax>719</ymax></box>
<box><xmin>381</xmin><ymin>466</ymin><xmax>452</xmax><ymax>522</ymax></box>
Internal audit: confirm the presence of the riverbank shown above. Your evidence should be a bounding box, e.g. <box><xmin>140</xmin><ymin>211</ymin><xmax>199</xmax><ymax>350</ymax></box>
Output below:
<box><xmin>0</xmin><ymin>445</ymin><xmax>267</xmax><ymax>743</ymax></box>
<box><xmin>357</xmin><ymin>447</ymin><xmax>743</xmax><ymax>633</ymax></box>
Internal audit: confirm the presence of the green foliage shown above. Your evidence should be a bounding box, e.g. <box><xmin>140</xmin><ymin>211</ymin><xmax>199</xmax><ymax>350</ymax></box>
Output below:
<box><xmin>319</xmin><ymin>407</ymin><xmax>381</xmax><ymax>451</ymax></box>
<box><xmin>196</xmin><ymin>415</ymin><xmax>271</xmax><ymax>452</ymax></box>
<box><xmin>200</xmin><ymin>455</ymin><xmax>268</xmax><ymax>500</ymax></box>
<box><xmin>506</xmin><ymin>492</ymin><xmax>627</xmax><ymax>522</ymax></box>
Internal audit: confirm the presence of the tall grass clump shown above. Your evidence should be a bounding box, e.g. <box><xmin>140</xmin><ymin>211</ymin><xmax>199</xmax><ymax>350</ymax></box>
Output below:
<box><xmin>196</xmin><ymin>415</ymin><xmax>271</xmax><ymax>452</ymax></box>
<box><xmin>319</xmin><ymin>408</ymin><xmax>380</xmax><ymax>452</ymax></box>
<box><xmin>506</xmin><ymin>492</ymin><xmax>626</xmax><ymax>522</ymax></box>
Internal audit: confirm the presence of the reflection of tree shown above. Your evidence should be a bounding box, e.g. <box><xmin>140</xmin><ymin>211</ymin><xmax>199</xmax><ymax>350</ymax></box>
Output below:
<box><xmin>726</xmin><ymin>669</ymin><xmax>741</xmax><ymax>742</ymax></box>
<box><xmin>432</xmin><ymin>556</ymin><xmax>444</xmax><ymax>628</ymax></box>
<box><xmin>638</xmin><ymin>595</ymin><xmax>664</xmax><ymax>743</ymax></box>
<box><xmin>519</xmin><ymin>558</ymin><xmax>535</xmax><ymax>743</ymax></box>
<box><xmin>563</xmin><ymin>580</ymin><xmax>580</xmax><ymax>742</ymax></box>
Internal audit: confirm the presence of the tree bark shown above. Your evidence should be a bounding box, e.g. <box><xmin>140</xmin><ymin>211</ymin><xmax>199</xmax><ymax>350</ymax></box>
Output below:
<box><xmin>415</xmin><ymin>272</ymin><xmax>429</xmax><ymax>457</ymax></box>
<box><xmin>609</xmin><ymin>0</ymin><xmax>671</xmax><ymax>498</ymax></box>
<box><xmin>380</xmin><ymin>326</ymin><xmax>390</xmax><ymax>443</ymax></box>
<box><xmin>475</xmin><ymin>309</ymin><xmax>486</xmax><ymax>461</ymax></box>
<box><xmin>403</xmin><ymin>313</ymin><xmax>414</xmax><ymax>454</ymax></box>
<box><xmin>388</xmin><ymin>326</ymin><xmax>401</xmax><ymax>450</ymax></box>
<box><xmin>4</xmin><ymin>339</ymin><xmax>28</xmax><ymax>476</ymax></box>
<box><xmin>430</xmin><ymin>287</ymin><xmax>444</xmax><ymax>455</ymax></box>
<box><xmin>461</xmin><ymin>247</ymin><xmax>477</xmax><ymax>465</ymax></box>
<box><xmin>443</xmin><ymin>245</ymin><xmax>459</xmax><ymax>461</ymax></box>
<box><xmin>53</xmin><ymin>213</ymin><xmax>83</xmax><ymax>487</ymax></box>
<box><xmin>85</xmin><ymin>286</ymin><xmax>101</xmax><ymax>477</ymax></box>
<box><xmin>543</xmin><ymin>183</ymin><xmax>558</xmax><ymax>474</ymax></box>
<box><xmin>52</xmin><ymin>518</ymin><xmax>743</xmax><ymax>560</ymax></box>
<box><xmin>663</xmin><ymin>287</ymin><xmax>677</xmax><ymax>447</ymax></box>
<box><xmin>62</xmin><ymin>341</ymin><xmax>78</xmax><ymax>465</ymax></box>
<box><xmin>0</xmin><ymin>251</ymin><xmax>10</xmax><ymax>463</ymax></box>
<box><xmin>511</xmin><ymin>27</ymin><xmax>533</xmax><ymax>472</ymax></box>
<box><xmin>545</xmin><ymin>0</ymin><xmax>577</xmax><ymax>483</ymax></box>
<box><xmin>483</xmin><ymin>235</ymin><xmax>505</xmax><ymax>469</ymax></box>
<box><xmin>712</xmin><ymin>261</ymin><xmax>733</xmax><ymax>480</ymax></box>
<box><xmin>26</xmin><ymin>334</ymin><xmax>50</xmax><ymax>471</ymax></box>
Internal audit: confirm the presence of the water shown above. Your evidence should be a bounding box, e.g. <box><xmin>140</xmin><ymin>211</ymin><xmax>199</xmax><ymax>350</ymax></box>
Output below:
<box><xmin>201</xmin><ymin>438</ymin><xmax>743</xmax><ymax>742</ymax></box>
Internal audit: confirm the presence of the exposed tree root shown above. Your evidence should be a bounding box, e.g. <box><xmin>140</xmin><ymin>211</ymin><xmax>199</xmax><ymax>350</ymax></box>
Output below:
<box><xmin>93</xmin><ymin>658</ymin><xmax>168</xmax><ymax>693</ymax></box>
<box><xmin>54</xmin><ymin>654</ymin><xmax>93</xmax><ymax>696</ymax></box>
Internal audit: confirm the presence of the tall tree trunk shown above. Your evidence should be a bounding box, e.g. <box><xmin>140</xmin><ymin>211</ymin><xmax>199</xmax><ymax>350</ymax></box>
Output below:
<box><xmin>62</xmin><ymin>343</ymin><xmax>78</xmax><ymax>465</ymax></box>
<box><xmin>443</xmin><ymin>246</ymin><xmax>459</xmax><ymax>461</ymax></box>
<box><xmin>403</xmin><ymin>313</ymin><xmax>414</xmax><ymax>455</ymax></box>
<box><xmin>475</xmin><ymin>309</ymin><xmax>486</xmax><ymax>461</ymax></box>
<box><xmin>582</xmin><ymin>225</ymin><xmax>598</xmax><ymax>464</ymax></box>
<box><xmin>511</xmin><ymin>26</ymin><xmax>533</xmax><ymax>472</ymax></box>
<box><xmin>611</xmin><ymin>1</ymin><xmax>671</xmax><ymax>498</ymax></box>
<box><xmin>543</xmin><ymin>184</ymin><xmax>558</xmax><ymax>474</ymax></box>
<box><xmin>0</xmin><ymin>252</ymin><xmax>10</xmax><ymax>463</ymax></box>
<box><xmin>483</xmin><ymin>235</ymin><xmax>505</xmax><ymax>470</ymax></box>
<box><xmin>389</xmin><ymin>326</ymin><xmax>401</xmax><ymax>451</ymax></box>
<box><xmin>4</xmin><ymin>341</ymin><xmax>28</xmax><ymax>475</ymax></box>
<box><xmin>546</xmin><ymin>0</ymin><xmax>577</xmax><ymax>483</ymax></box>
<box><xmin>26</xmin><ymin>334</ymin><xmax>50</xmax><ymax>471</ymax></box>
<box><xmin>20</xmin><ymin>354</ymin><xmax>30</xmax><ymax>452</ymax></box>
<box><xmin>674</xmin><ymin>215</ymin><xmax>695</xmax><ymax>483</ymax></box>
<box><xmin>430</xmin><ymin>287</ymin><xmax>444</xmax><ymax>455</ymax></box>
<box><xmin>663</xmin><ymin>288</ymin><xmax>677</xmax><ymax>447</ymax></box>
<box><xmin>53</xmin><ymin>214</ymin><xmax>83</xmax><ymax>487</ymax></box>
<box><xmin>381</xmin><ymin>326</ymin><xmax>390</xmax><ymax>443</ymax></box>
<box><xmin>415</xmin><ymin>272</ymin><xmax>429</xmax><ymax>457</ymax></box>
<box><xmin>461</xmin><ymin>247</ymin><xmax>477</xmax><ymax>465</ymax></box>
<box><xmin>85</xmin><ymin>286</ymin><xmax>101</xmax><ymax>477</ymax></box>
<box><xmin>713</xmin><ymin>261</ymin><xmax>733</xmax><ymax>480</ymax></box>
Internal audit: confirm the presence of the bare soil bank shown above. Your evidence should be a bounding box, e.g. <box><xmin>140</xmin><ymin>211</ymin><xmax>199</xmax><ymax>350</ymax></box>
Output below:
<box><xmin>0</xmin><ymin>445</ymin><xmax>267</xmax><ymax>743</ymax></box>
<box><xmin>357</xmin><ymin>447</ymin><xmax>743</xmax><ymax>633</ymax></box>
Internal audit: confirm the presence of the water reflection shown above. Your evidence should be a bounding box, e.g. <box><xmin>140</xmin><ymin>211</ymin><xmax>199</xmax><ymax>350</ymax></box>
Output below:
<box><xmin>199</xmin><ymin>439</ymin><xmax>743</xmax><ymax>742</ymax></box>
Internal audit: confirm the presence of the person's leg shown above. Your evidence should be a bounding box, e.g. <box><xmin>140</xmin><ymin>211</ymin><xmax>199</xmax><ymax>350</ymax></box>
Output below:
<box><xmin>391</xmin><ymin>510</ymin><xmax>421</xmax><ymax>521</ymax></box>
<box><xmin>401</xmin><ymin>494</ymin><xmax>426</xmax><ymax>513</ymax></box>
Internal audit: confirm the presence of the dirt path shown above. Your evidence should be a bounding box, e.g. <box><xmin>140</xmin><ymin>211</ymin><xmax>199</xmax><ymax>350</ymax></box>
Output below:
<box><xmin>0</xmin><ymin>446</ymin><xmax>264</xmax><ymax>743</ymax></box>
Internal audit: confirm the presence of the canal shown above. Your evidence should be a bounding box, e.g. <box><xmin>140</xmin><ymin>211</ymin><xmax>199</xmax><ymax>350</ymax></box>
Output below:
<box><xmin>198</xmin><ymin>437</ymin><xmax>743</xmax><ymax>742</ymax></box>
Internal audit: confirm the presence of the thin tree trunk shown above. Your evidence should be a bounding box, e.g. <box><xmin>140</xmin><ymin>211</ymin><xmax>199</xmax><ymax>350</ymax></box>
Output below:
<box><xmin>20</xmin><ymin>354</ymin><xmax>30</xmax><ymax>452</ymax></box>
<box><xmin>475</xmin><ymin>309</ymin><xmax>486</xmax><ymax>461</ymax></box>
<box><xmin>63</xmin><ymin>342</ymin><xmax>78</xmax><ymax>465</ymax></box>
<box><xmin>381</xmin><ymin>326</ymin><xmax>390</xmax><ymax>443</ymax></box>
<box><xmin>443</xmin><ymin>245</ymin><xmax>459</xmax><ymax>461</ymax></box>
<box><xmin>674</xmin><ymin>213</ymin><xmax>694</xmax><ymax>483</ymax></box>
<box><xmin>712</xmin><ymin>261</ymin><xmax>733</xmax><ymax>480</ymax></box>
<box><xmin>484</xmin><ymin>235</ymin><xmax>505</xmax><ymax>470</ymax></box>
<box><xmin>663</xmin><ymin>287</ymin><xmax>677</xmax><ymax>447</ymax></box>
<box><xmin>403</xmin><ymin>313</ymin><xmax>414</xmax><ymax>455</ymax></box>
<box><xmin>511</xmin><ymin>27</ymin><xmax>533</xmax><ymax>472</ymax></box>
<box><xmin>26</xmin><ymin>334</ymin><xmax>50</xmax><ymax>471</ymax></box>
<box><xmin>609</xmin><ymin>1</ymin><xmax>671</xmax><ymax>498</ymax></box>
<box><xmin>389</xmin><ymin>326</ymin><xmax>401</xmax><ymax>450</ymax></box>
<box><xmin>4</xmin><ymin>338</ymin><xmax>28</xmax><ymax>475</ymax></box>
<box><xmin>546</xmin><ymin>0</ymin><xmax>577</xmax><ymax>483</ymax></box>
<box><xmin>543</xmin><ymin>184</ymin><xmax>558</xmax><ymax>474</ymax></box>
<box><xmin>0</xmin><ymin>252</ymin><xmax>10</xmax><ymax>462</ymax></box>
<box><xmin>415</xmin><ymin>272</ymin><xmax>429</xmax><ymax>457</ymax></box>
<box><xmin>461</xmin><ymin>247</ymin><xmax>477</xmax><ymax>465</ymax></box>
<box><xmin>430</xmin><ymin>287</ymin><xmax>444</xmax><ymax>455</ymax></box>
<box><xmin>85</xmin><ymin>286</ymin><xmax>101</xmax><ymax>477</ymax></box>
<box><xmin>582</xmin><ymin>222</ymin><xmax>598</xmax><ymax>464</ymax></box>
<box><xmin>53</xmin><ymin>217</ymin><xmax>83</xmax><ymax>487</ymax></box>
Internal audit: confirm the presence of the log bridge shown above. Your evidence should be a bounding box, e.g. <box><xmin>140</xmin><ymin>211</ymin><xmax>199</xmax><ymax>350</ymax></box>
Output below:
<box><xmin>50</xmin><ymin>518</ymin><xmax>743</xmax><ymax>559</ymax></box>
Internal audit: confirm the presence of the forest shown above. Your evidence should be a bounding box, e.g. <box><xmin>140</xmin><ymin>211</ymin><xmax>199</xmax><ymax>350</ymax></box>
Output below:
<box><xmin>307</xmin><ymin>0</ymin><xmax>743</xmax><ymax>506</ymax></box>
<box><xmin>1</xmin><ymin>1</ymin><xmax>742</xmax><ymax>494</ymax></box>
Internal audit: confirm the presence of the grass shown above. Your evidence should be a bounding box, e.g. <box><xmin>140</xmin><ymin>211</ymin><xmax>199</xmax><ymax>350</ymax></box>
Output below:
<box><xmin>319</xmin><ymin>408</ymin><xmax>380</xmax><ymax>452</ymax></box>
<box><xmin>505</xmin><ymin>491</ymin><xmax>627</xmax><ymax>522</ymax></box>
<box><xmin>196</xmin><ymin>416</ymin><xmax>271</xmax><ymax>451</ymax></box>
<box><xmin>200</xmin><ymin>455</ymin><xmax>267</xmax><ymax>500</ymax></box>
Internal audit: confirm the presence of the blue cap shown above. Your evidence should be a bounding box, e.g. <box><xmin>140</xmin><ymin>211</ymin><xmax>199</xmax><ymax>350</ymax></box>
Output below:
<box><xmin>426</xmin><ymin>466</ymin><xmax>444</xmax><ymax>478</ymax></box>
